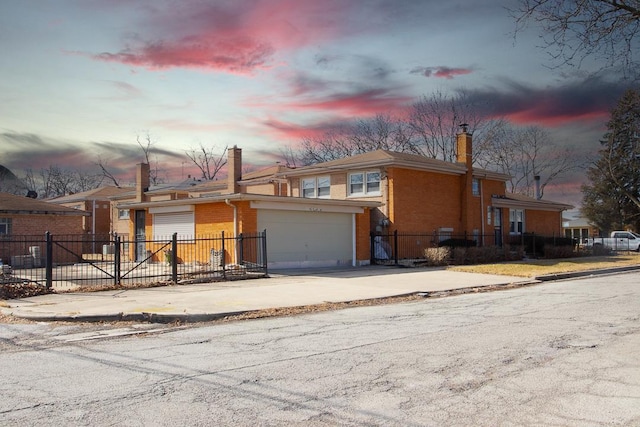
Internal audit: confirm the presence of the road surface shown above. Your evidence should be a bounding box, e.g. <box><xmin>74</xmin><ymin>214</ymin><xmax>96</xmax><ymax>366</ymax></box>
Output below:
<box><xmin>1</xmin><ymin>272</ymin><xmax>639</xmax><ymax>426</ymax></box>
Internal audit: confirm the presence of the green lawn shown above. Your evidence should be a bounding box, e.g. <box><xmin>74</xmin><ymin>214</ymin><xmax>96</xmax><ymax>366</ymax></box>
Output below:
<box><xmin>448</xmin><ymin>254</ymin><xmax>640</xmax><ymax>277</ymax></box>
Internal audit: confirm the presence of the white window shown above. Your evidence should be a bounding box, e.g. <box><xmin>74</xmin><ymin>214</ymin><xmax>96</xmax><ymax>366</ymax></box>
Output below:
<box><xmin>509</xmin><ymin>209</ymin><xmax>524</xmax><ymax>234</ymax></box>
<box><xmin>367</xmin><ymin>172</ymin><xmax>381</xmax><ymax>193</ymax></box>
<box><xmin>118</xmin><ymin>209</ymin><xmax>130</xmax><ymax>220</ymax></box>
<box><xmin>438</xmin><ymin>227</ymin><xmax>453</xmax><ymax>242</ymax></box>
<box><xmin>472</xmin><ymin>229</ymin><xmax>479</xmax><ymax>243</ymax></box>
<box><xmin>302</xmin><ymin>176</ymin><xmax>331</xmax><ymax>198</ymax></box>
<box><xmin>494</xmin><ymin>207</ymin><xmax>502</xmax><ymax>227</ymax></box>
<box><xmin>0</xmin><ymin>218</ymin><xmax>11</xmax><ymax>235</ymax></box>
<box><xmin>349</xmin><ymin>171</ymin><xmax>381</xmax><ymax>196</ymax></box>
<box><xmin>317</xmin><ymin>176</ymin><xmax>330</xmax><ymax>197</ymax></box>
<box><xmin>302</xmin><ymin>178</ymin><xmax>316</xmax><ymax>198</ymax></box>
<box><xmin>153</xmin><ymin>212</ymin><xmax>195</xmax><ymax>238</ymax></box>
<box><xmin>472</xmin><ymin>178</ymin><xmax>480</xmax><ymax>196</ymax></box>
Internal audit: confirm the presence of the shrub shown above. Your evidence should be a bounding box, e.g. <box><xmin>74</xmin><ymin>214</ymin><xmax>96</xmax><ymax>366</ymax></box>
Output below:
<box><xmin>467</xmin><ymin>246</ymin><xmax>507</xmax><ymax>264</ymax></box>
<box><xmin>509</xmin><ymin>234</ymin><xmax>575</xmax><ymax>257</ymax></box>
<box><xmin>424</xmin><ymin>247</ymin><xmax>451</xmax><ymax>266</ymax></box>
<box><xmin>504</xmin><ymin>245</ymin><xmax>525</xmax><ymax>261</ymax></box>
<box><xmin>543</xmin><ymin>244</ymin><xmax>575</xmax><ymax>259</ymax></box>
<box><xmin>438</xmin><ymin>238</ymin><xmax>477</xmax><ymax>248</ymax></box>
<box><xmin>590</xmin><ymin>244</ymin><xmax>612</xmax><ymax>256</ymax></box>
<box><xmin>451</xmin><ymin>247</ymin><xmax>466</xmax><ymax>264</ymax></box>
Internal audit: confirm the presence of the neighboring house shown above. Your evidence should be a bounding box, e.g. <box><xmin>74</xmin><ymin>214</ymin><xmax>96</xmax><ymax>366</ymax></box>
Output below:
<box><xmin>0</xmin><ymin>192</ymin><xmax>89</xmax><ymax>236</ymax></box>
<box><xmin>282</xmin><ymin>129</ymin><xmax>573</xmax><ymax>246</ymax></box>
<box><xmin>563</xmin><ymin>216</ymin><xmax>599</xmax><ymax>241</ymax></box>
<box><xmin>47</xmin><ymin>186</ymin><xmax>134</xmax><ymax>237</ymax></box>
<box><xmin>0</xmin><ymin>191</ymin><xmax>89</xmax><ymax>266</ymax></box>
<box><xmin>112</xmin><ymin>147</ymin><xmax>379</xmax><ymax>268</ymax></box>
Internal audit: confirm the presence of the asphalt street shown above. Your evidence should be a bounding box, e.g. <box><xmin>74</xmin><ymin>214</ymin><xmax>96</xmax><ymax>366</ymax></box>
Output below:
<box><xmin>1</xmin><ymin>271</ymin><xmax>639</xmax><ymax>426</ymax></box>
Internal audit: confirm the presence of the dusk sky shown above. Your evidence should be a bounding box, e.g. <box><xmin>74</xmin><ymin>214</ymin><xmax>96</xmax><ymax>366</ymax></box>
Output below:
<box><xmin>0</xmin><ymin>0</ymin><xmax>633</xmax><ymax>209</ymax></box>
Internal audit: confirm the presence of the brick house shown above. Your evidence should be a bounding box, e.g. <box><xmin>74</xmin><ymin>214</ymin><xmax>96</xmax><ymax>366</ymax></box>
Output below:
<box><xmin>112</xmin><ymin>147</ymin><xmax>378</xmax><ymax>268</ymax></box>
<box><xmin>114</xmin><ymin>133</ymin><xmax>572</xmax><ymax>268</ymax></box>
<box><xmin>280</xmin><ymin>129</ymin><xmax>572</xmax><ymax>246</ymax></box>
<box><xmin>0</xmin><ymin>192</ymin><xmax>89</xmax><ymax>266</ymax></box>
<box><xmin>47</xmin><ymin>186</ymin><xmax>134</xmax><ymax>236</ymax></box>
<box><xmin>563</xmin><ymin>216</ymin><xmax>599</xmax><ymax>241</ymax></box>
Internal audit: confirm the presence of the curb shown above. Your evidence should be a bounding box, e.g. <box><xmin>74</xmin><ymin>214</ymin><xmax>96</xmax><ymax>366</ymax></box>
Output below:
<box><xmin>534</xmin><ymin>264</ymin><xmax>640</xmax><ymax>282</ymax></box>
<box><xmin>2</xmin><ymin>310</ymin><xmax>251</xmax><ymax>324</ymax></box>
<box><xmin>3</xmin><ymin>266</ymin><xmax>639</xmax><ymax>324</ymax></box>
<box><xmin>4</xmin><ymin>283</ymin><xmax>538</xmax><ymax>324</ymax></box>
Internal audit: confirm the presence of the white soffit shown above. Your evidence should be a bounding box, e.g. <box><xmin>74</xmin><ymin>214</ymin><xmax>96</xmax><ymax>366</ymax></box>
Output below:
<box><xmin>149</xmin><ymin>205</ymin><xmax>194</xmax><ymax>214</ymax></box>
<box><xmin>250</xmin><ymin>200</ymin><xmax>364</xmax><ymax>214</ymax></box>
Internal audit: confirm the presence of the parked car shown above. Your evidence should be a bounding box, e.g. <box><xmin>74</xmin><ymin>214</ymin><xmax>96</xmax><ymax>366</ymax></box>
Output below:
<box><xmin>583</xmin><ymin>231</ymin><xmax>640</xmax><ymax>251</ymax></box>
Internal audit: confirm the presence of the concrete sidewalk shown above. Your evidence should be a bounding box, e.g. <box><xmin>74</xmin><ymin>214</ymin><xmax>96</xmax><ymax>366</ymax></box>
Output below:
<box><xmin>0</xmin><ymin>266</ymin><xmax>536</xmax><ymax>323</ymax></box>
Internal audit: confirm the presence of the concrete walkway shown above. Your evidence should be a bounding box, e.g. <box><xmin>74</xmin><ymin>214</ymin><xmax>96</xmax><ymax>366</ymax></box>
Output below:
<box><xmin>1</xmin><ymin>266</ymin><xmax>536</xmax><ymax>323</ymax></box>
<box><xmin>5</xmin><ymin>264</ymin><xmax>639</xmax><ymax>323</ymax></box>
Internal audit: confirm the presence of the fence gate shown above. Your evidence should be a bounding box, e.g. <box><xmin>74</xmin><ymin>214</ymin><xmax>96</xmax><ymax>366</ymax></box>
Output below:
<box><xmin>1</xmin><ymin>231</ymin><xmax>268</xmax><ymax>289</ymax></box>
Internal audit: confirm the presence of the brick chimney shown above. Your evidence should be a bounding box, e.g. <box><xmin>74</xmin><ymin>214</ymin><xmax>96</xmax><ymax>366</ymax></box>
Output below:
<box><xmin>456</xmin><ymin>124</ymin><xmax>473</xmax><ymax>169</ymax></box>
<box><xmin>136</xmin><ymin>163</ymin><xmax>150</xmax><ymax>202</ymax></box>
<box><xmin>227</xmin><ymin>146</ymin><xmax>242</xmax><ymax>194</ymax></box>
<box><xmin>457</xmin><ymin>125</ymin><xmax>474</xmax><ymax>233</ymax></box>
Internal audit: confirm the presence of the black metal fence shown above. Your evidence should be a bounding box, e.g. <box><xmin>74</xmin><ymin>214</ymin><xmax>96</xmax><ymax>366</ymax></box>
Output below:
<box><xmin>0</xmin><ymin>231</ymin><xmax>267</xmax><ymax>289</ymax></box>
<box><xmin>371</xmin><ymin>230</ymin><xmax>577</xmax><ymax>264</ymax></box>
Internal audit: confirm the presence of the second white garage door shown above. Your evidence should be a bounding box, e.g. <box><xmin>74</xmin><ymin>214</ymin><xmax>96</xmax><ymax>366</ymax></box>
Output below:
<box><xmin>257</xmin><ymin>209</ymin><xmax>353</xmax><ymax>268</ymax></box>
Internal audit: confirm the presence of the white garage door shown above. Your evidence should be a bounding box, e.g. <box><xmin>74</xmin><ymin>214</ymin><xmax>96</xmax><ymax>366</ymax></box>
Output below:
<box><xmin>258</xmin><ymin>210</ymin><xmax>353</xmax><ymax>268</ymax></box>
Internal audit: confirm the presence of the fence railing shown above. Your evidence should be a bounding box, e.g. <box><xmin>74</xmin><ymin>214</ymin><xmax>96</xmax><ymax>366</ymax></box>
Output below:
<box><xmin>0</xmin><ymin>231</ymin><xmax>268</xmax><ymax>289</ymax></box>
<box><xmin>371</xmin><ymin>230</ymin><xmax>577</xmax><ymax>264</ymax></box>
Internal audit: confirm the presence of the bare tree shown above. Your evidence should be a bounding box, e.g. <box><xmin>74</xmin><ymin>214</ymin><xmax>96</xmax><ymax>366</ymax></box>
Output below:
<box><xmin>512</xmin><ymin>0</ymin><xmax>640</xmax><ymax>75</ymax></box>
<box><xmin>294</xmin><ymin>114</ymin><xmax>417</xmax><ymax>166</ymax></box>
<box><xmin>185</xmin><ymin>144</ymin><xmax>228</xmax><ymax>180</ymax></box>
<box><xmin>279</xmin><ymin>145</ymin><xmax>299</xmax><ymax>168</ymax></box>
<box><xmin>407</xmin><ymin>91</ymin><xmax>486</xmax><ymax>161</ymax></box>
<box><xmin>476</xmin><ymin>124</ymin><xmax>577</xmax><ymax>197</ymax></box>
<box><xmin>349</xmin><ymin>114</ymin><xmax>416</xmax><ymax>154</ymax></box>
<box><xmin>136</xmin><ymin>133</ymin><xmax>165</xmax><ymax>185</ymax></box>
<box><xmin>0</xmin><ymin>165</ymin><xmax>27</xmax><ymax>195</ymax></box>
<box><xmin>17</xmin><ymin>165</ymin><xmax>104</xmax><ymax>199</ymax></box>
<box><xmin>95</xmin><ymin>155</ymin><xmax>120</xmax><ymax>187</ymax></box>
<box><xmin>75</xmin><ymin>170</ymin><xmax>104</xmax><ymax>192</ymax></box>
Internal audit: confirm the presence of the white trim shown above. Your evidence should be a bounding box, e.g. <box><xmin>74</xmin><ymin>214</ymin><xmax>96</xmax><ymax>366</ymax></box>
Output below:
<box><xmin>251</xmin><ymin>200</ymin><xmax>364</xmax><ymax>214</ymax></box>
<box><xmin>352</xmin><ymin>213</ymin><xmax>356</xmax><ymax>267</ymax></box>
<box><xmin>348</xmin><ymin>170</ymin><xmax>382</xmax><ymax>197</ymax></box>
<box><xmin>149</xmin><ymin>205</ymin><xmax>194</xmax><ymax>214</ymax></box>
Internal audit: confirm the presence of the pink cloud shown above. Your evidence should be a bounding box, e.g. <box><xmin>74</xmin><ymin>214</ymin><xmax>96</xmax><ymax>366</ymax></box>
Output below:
<box><xmin>505</xmin><ymin>109</ymin><xmax>609</xmax><ymax>127</ymax></box>
<box><xmin>261</xmin><ymin>118</ymin><xmax>344</xmax><ymax>141</ymax></box>
<box><xmin>91</xmin><ymin>0</ymin><xmax>350</xmax><ymax>74</ymax></box>
<box><xmin>292</xmin><ymin>89</ymin><xmax>412</xmax><ymax>115</ymax></box>
<box><xmin>411</xmin><ymin>66</ymin><xmax>474</xmax><ymax>79</ymax></box>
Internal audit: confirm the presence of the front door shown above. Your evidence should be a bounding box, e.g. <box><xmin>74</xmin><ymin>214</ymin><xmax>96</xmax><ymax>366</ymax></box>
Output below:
<box><xmin>494</xmin><ymin>208</ymin><xmax>503</xmax><ymax>247</ymax></box>
<box><xmin>134</xmin><ymin>210</ymin><xmax>146</xmax><ymax>261</ymax></box>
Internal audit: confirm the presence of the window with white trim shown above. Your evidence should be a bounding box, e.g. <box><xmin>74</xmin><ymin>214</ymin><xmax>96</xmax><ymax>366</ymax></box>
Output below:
<box><xmin>509</xmin><ymin>209</ymin><xmax>524</xmax><ymax>234</ymax></box>
<box><xmin>302</xmin><ymin>178</ymin><xmax>316</xmax><ymax>198</ymax></box>
<box><xmin>438</xmin><ymin>227</ymin><xmax>453</xmax><ymax>242</ymax></box>
<box><xmin>349</xmin><ymin>171</ymin><xmax>381</xmax><ymax>196</ymax></box>
<box><xmin>118</xmin><ymin>209</ymin><xmax>130</xmax><ymax>220</ymax></box>
<box><xmin>301</xmin><ymin>176</ymin><xmax>330</xmax><ymax>198</ymax></box>
<box><xmin>0</xmin><ymin>218</ymin><xmax>11</xmax><ymax>235</ymax></box>
<box><xmin>317</xmin><ymin>176</ymin><xmax>330</xmax><ymax>197</ymax></box>
<box><xmin>472</xmin><ymin>178</ymin><xmax>480</xmax><ymax>196</ymax></box>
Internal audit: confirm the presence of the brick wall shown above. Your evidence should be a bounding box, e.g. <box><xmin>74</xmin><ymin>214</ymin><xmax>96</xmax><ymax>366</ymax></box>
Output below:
<box><xmin>8</xmin><ymin>214</ymin><xmax>85</xmax><ymax>236</ymax></box>
<box><xmin>388</xmin><ymin>168</ymin><xmax>462</xmax><ymax>232</ymax></box>
<box><xmin>355</xmin><ymin>209</ymin><xmax>371</xmax><ymax>263</ymax></box>
<box><xmin>524</xmin><ymin>209</ymin><xmax>564</xmax><ymax>236</ymax></box>
<box><xmin>0</xmin><ymin>214</ymin><xmax>86</xmax><ymax>266</ymax></box>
